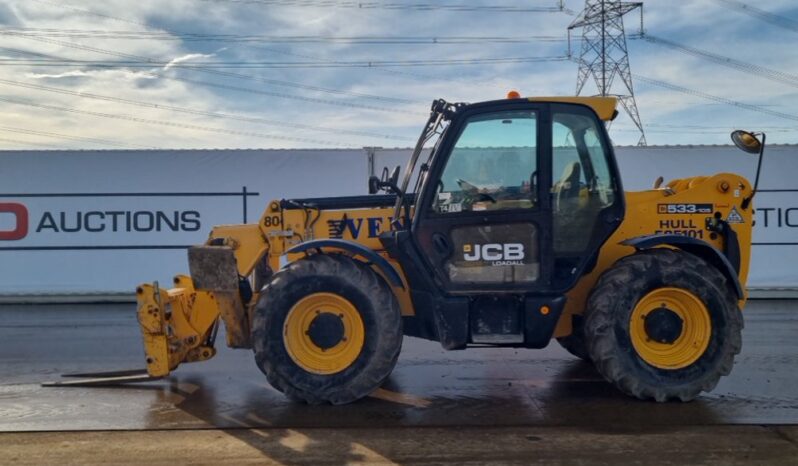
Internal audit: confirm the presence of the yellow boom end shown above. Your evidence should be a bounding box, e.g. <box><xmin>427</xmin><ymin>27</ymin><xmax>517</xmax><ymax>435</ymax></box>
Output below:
<box><xmin>135</xmin><ymin>277</ymin><xmax>220</xmax><ymax>377</ymax></box>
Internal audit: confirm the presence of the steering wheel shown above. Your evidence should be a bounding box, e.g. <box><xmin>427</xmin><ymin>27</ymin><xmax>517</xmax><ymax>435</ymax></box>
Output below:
<box><xmin>456</xmin><ymin>178</ymin><xmax>478</xmax><ymax>191</ymax></box>
<box><xmin>457</xmin><ymin>178</ymin><xmax>496</xmax><ymax>204</ymax></box>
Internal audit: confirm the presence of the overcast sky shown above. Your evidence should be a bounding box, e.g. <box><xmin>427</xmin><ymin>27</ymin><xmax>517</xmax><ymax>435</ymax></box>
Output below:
<box><xmin>0</xmin><ymin>0</ymin><xmax>796</xmax><ymax>149</ymax></box>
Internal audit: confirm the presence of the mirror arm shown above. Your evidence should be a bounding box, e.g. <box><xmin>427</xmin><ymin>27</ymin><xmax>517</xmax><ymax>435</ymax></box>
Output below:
<box><xmin>384</xmin><ymin>182</ymin><xmax>402</xmax><ymax>195</ymax></box>
<box><xmin>742</xmin><ymin>132</ymin><xmax>766</xmax><ymax>210</ymax></box>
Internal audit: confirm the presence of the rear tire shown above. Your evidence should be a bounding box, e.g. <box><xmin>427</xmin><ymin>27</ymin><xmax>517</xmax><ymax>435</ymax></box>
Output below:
<box><xmin>584</xmin><ymin>248</ymin><xmax>743</xmax><ymax>402</ymax></box>
<box><xmin>252</xmin><ymin>254</ymin><xmax>402</xmax><ymax>405</ymax></box>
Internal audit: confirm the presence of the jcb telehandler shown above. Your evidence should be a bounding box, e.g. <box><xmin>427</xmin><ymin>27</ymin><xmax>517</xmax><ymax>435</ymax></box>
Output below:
<box><xmin>60</xmin><ymin>94</ymin><xmax>764</xmax><ymax>404</ymax></box>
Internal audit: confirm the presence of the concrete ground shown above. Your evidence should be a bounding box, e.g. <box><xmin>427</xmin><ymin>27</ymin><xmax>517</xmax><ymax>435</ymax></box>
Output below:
<box><xmin>1</xmin><ymin>300</ymin><xmax>797</xmax><ymax>464</ymax></box>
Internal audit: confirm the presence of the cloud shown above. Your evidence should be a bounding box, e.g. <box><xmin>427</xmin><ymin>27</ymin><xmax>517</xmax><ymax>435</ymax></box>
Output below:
<box><xmin>0</xmin><ymin>2</ymin><xmax>21</xmax><ymax>26</ymax></box>
<box><xmin>0</xmin><ymin>0</ymin><xmax>796</xmax><ymax>149</ymax></box>
<box><xmin>25</xmin><ymin>69</ymin><xmax>158</xmax><ymax>80</ymax></box>
<box><xmin>163</xmin><ymin>52</ymin><xmax>216</xmax><ymax>70</ymax></box>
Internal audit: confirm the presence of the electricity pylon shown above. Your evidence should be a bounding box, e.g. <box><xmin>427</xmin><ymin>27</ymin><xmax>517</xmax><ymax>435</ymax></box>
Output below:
<box><xmin>569</xmin><ymin>0</ymin><xmax>646</xmax><ymax>146</ymax></box>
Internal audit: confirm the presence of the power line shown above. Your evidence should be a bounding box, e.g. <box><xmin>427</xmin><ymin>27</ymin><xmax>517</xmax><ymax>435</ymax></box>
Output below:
<box><xmin>0</xmin><ymin>137</ymin><xmax>62</xmax><ymax>149</ymax></box>
<box><xmin>196</xmin><ymin>0</ymin><xmax>567</xmax><ymax>13</ymax></box>
<box><xmin>29</xmin><ymin>0</ymin><xmax>152</xmax><ymax>28</ymax></box>
<box><xmin>637</xmin><ymin>34</ymin><xmax>798</xmax><ymax>89</ymax></box>
<box><xmin>647</xmin><ymin>123</ymin><xmax>797</xmax><ymax>131</ymax></box>
<box><xmin>614</xmin><ymin>122</ymin><xmax>798</xmax><ymax>133</ymax></box>
<box><xmin>152</xmin><ymin>71</ymin><xmax>422</xmax><ymax>115</ymax></box>
<box><xmin>25</xmin><ymin>0</ymin><xmax>786</xmax><ymax>146</ymax></box>
<box><xmin>0</xmin><ymin>78</ymin><xmax>412</xmax><ymax>142</ymax></box>
<box><xmin>0</xmin><ymin>29</ymin><xmax>568</xmax><ymax>44</ymax></box>
<box><xmin>23</xmin><ymin>0</ymin><xmax>497</xmax><ymax>86</ymax></box>
<box><xmin>634</xmin><ymin>75</ymin><xmax>798</xmax><ymax>123</ymax></box>
<box><xmin>614</xmin><ymin>127</ymin><xmax>797</xmax><ymax>135</ymax></box>
<box><xmin>4</xmin><ymin>2</ymin><xmax>564</xmax><ymax>147</ymax></box>
<box><xmin>8</xmin><ymin>32</ymin><xmax>548</xmax><ymax>107</ymax></box>
<box><xmin>712</xmin><ymin>0</ymin><xmax>798</xmax><ymax>33</ymax></box>
<box><xmin>22</xmin><ymin>1</ymin><xmax>434</xmax><ymax>92</ymax></box>
<box><xmin>12</xmin><ymin>34</ymin><xmax>431</xmax><ymax>99</ymax></box>
<box><xmin>0</xmin><ymin>125</ymin><xmax>152</xmax><ymax>148</ymax></box>
<box><xmin>6</xmin><ymin>53</ymin><xmax>419</xmax><ymax>117</ymax></box>
<box><xmin>0</xmin><ymin>55</ymin><xmax>570</xmax><ymax>68</ymax></box>
<box><xmin>609</xmin><ymin>123</ymin><xmax>798</xmax><ymax>134</ymax></box>
<box><xmin>3</xmin><ymin>40</ymin><xmax>420</xmax><ymax>112</ymax></box>
<box><xmin>210</xmin><ymin>38</ymin><xmax>495</xmax><ymax>83</ymax></box>
<box><xmin>0</xmin><ymin>96</ymin><xmax>352</xmax><ymax>147</ymax></box>
<box><xmin>613</xmin><ymin>128</ymin><xmax>718</xmax><ymax>135</ymax></box>
<box><xmin>10</xmin><ymin>32</ymin><xmax>412</xmax><ymax>105</ymax></box>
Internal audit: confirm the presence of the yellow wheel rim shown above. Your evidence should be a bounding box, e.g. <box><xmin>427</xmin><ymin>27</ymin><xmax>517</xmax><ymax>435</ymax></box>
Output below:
<box><xmin>630</xmin><ymin>287</ymin><xmax>712</xmax><ymax>370</ymax></box>
<box><xmin>284</xmin><ymin>292</ymin><xmax>365</xmax><ymax>375</ymax></box>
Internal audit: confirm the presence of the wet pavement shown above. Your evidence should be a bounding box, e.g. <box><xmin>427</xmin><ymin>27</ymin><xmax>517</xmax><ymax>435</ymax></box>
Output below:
<box><xmin>1</xmin><ymin>300</ymin><xmax>797</xmax><ymax>464</ymax></box>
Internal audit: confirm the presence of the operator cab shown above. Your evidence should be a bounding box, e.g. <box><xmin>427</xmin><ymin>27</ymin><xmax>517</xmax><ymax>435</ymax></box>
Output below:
<box><xmin>379</xmin><ymin>94</ymin><xmax>625</xmax><ymax>348</ymax></box>
<box><xmin>386</xmin><ymin>95</ymin><xmax>624</xmax><ymax>291</ymax></box>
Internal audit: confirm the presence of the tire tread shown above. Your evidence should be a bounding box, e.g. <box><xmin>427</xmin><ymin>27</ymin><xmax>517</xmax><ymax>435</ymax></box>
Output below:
<box><xmin>584</xmin><ymin>248</ymin><xmax>743</xmax><ymax>402</ymax></box>
<box><xmin>252</xmin><ymin>254</ymin><xmax>402</xmax><ymax>405</ymax></box>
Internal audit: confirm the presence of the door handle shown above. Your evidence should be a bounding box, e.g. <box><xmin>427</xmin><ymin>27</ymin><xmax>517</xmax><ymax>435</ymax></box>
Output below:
<box><xmin>432</xmin><ymin>233</ymin><xmax>451</xmax><ymax>255</ymax></box>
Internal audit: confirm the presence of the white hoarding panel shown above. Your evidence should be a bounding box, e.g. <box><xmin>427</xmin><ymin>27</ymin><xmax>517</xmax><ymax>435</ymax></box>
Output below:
<box><xmin>0</xmin><ymin>145</ymin><xmax>795</xmax><ymax>297</ymax></box>
<box><xmin>0</xmin><ymin>149</ymin><xmax>368</xmax><ymax>296</ymax></box>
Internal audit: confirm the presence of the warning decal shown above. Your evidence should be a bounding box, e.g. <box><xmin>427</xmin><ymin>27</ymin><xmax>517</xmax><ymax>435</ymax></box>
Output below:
<box><xmin>727</xmin><ymin>206</ymin><xmax>745</xmax><ymax>224</ymax></box>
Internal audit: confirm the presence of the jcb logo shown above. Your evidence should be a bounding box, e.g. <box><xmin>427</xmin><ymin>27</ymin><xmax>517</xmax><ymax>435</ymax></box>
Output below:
<box><xmin>0</xmin><ymin>203</ymin><xmax>29</xmax><ymax>241</ymax></box>
<box><xmin>463</xmin><ymin>243</ymin><xmax>524</xmax><ymax>262</ymax></box>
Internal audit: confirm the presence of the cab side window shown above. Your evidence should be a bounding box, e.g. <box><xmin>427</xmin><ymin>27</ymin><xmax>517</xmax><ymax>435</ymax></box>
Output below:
<box><xmin>432</xmin><ymin>111</ymin><xmax>538</xmax><ymax>214</ymax></box>
<box><xmin>552</xmin><ymin>110</ymin><xmax>617</xmax><ymax>276</ymax></box>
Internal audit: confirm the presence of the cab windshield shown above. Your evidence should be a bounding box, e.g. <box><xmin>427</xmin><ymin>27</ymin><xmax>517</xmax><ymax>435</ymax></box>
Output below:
<box><xmin>432</xmin><ymin>110</ymin><xmax>537</xmax><ymax>214</ymax></box>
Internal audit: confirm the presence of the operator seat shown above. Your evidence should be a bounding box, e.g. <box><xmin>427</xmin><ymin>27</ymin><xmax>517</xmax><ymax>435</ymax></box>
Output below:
<box><xmin>555</xmin><ymin>161</ymin><xmax>581</xmax><ymax>211</ymax></box>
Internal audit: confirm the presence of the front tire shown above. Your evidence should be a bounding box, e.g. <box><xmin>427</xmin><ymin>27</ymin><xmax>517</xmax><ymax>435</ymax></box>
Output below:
<box><xmin>556</xmin><ymin>315</ymin><xmax>591</xmax><ymax>362</ymax></box>
<box><xmin>252</xmin><ymin>254</ymin><xmax>402</xmax><ymax>405</ymax></box>
<box><xmin>584</xmin><ymin>248</ymin><xmax>743</xmax><ymax>402</ymax></box>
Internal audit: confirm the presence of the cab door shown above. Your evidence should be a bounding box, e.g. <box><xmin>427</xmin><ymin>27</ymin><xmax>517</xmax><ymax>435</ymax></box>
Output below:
<box><xmin>411</xmin><ymin>101</ymin><xmax>624</xmax><ymax>295</ymax></box>
<box><xmin>412</xmin><ymin>102</ymin><xmax>554</xmax><ymax>293</ymax></box>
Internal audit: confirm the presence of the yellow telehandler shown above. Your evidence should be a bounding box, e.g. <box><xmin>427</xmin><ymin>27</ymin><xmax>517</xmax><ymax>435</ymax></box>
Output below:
<box><xmin>50</xmin><ymin>93</ymin><xmax>766</xmax><ymax>404</ymax></box>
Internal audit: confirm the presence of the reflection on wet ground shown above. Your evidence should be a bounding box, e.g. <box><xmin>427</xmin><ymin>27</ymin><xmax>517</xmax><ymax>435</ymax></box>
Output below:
<box><xmin>1</xmin><ymin>300</ymin><xmax>797</xmax><ymax>433</ymax></box>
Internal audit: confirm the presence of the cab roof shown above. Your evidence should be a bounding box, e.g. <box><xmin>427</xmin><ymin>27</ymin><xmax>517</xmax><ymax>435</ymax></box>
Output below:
<box><xmin>455</xmin><ymin>95</ymin><xmax>619</xmax><ymax>122</ymax></box>
<box><xmin>526</xmin><ymin>96</ymin><xmax>618</xmax><ymax>121</ymax></box>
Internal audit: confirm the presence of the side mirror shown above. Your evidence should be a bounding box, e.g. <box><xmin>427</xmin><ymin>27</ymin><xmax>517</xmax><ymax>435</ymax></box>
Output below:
<box><xmin>368</xmin><ymin>175</ymin><xmax>381</xmax><ymax>194</ymax></box>
<box><xmin>730</xmin><ymin>130</ymin><xmax>766</xmax><ymax>209</ymax></box>
<box><xmin>731</xmin><ymin>130</ymin><xmax>762</xmax><ymax>154</ymax></box>
<box><xmin>369</xmin><ymin>166</ymin><xmax>403</xmax><ymax>195</ymax></box>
